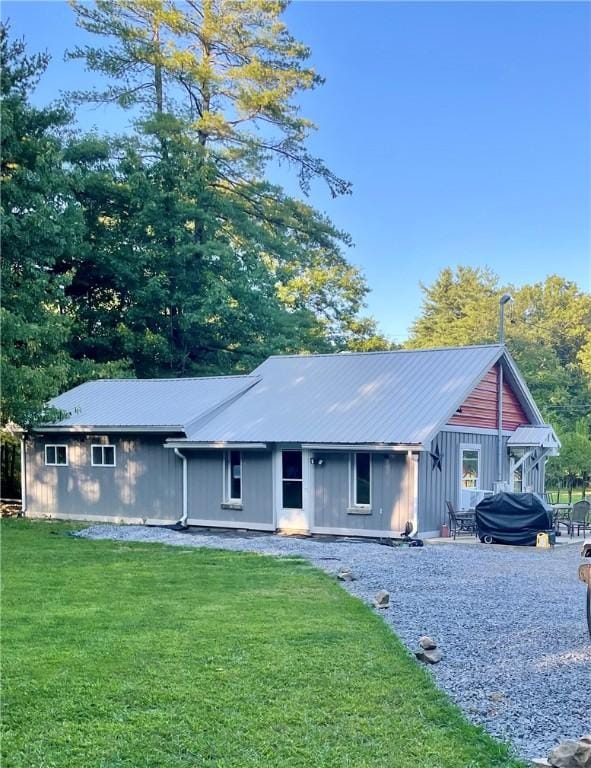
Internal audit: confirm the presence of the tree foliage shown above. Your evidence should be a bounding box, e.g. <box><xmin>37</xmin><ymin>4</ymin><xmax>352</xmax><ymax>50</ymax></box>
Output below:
<box><xmin>63</xmin><ymin>0</ymin><xmax>388</xmax><ymax>375</ymax></box>
<box><xmin>1</xmin><ymin>11</ymin><xmax>389</xmax><ymax>425</ymax></box>
<box><xmin>0</xmin><ymin>26</ymin><xmax>114</xmax><ymax>426</ymax></box>
<box><xmin>407</xmin><ymin>267</ymin><xmax>591</xmax><ymax>483</ymax></box>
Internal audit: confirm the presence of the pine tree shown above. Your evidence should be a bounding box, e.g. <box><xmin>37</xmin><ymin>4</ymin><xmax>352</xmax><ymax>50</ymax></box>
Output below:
<box><xmin>66</xmin><ymin>0</ymin><xmax>387</xmax><ymax>371</ymax></box>
<box><xmin>1</xmin><ymin>25</ymin><xmax>83</xmax><ymax>425</ymax></box>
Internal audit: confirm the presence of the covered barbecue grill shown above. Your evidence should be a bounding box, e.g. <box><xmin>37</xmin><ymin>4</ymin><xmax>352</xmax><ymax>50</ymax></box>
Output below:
<box><xmin>475</xmin><ymin>492</ymin><xmax>554</xmax><ymax>546</ymax></box>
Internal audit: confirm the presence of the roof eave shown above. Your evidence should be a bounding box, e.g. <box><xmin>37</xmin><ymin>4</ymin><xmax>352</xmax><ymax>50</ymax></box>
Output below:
<box><xmin>31</xmin><ymin>425</ymin><xmax>185</xmax><ymax>434</ymax></box>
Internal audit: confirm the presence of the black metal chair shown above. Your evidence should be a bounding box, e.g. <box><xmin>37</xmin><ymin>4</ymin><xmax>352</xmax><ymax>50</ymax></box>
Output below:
<box><xmin>571</xmin><ymin>500</ymin><xmax>591</xmax><ymax>538</ymax></box>
<box><xmin>446</xmin><ymin>500</ymin><xmax>477</xmax><ymax>540</ymax></box>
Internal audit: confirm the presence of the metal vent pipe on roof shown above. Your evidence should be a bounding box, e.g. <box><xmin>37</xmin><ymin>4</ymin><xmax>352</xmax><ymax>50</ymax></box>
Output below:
<box><xmin>498</xmin><ymin>294</ymin><xmax>512</xmax><ymax>482</ymax></box>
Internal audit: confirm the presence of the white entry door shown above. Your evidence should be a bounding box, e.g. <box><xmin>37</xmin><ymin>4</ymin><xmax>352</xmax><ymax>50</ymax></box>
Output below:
<box><xmin>275</xmin><ymin>449</ymin><xmax>312</xmax><ymax>531</ymax></box>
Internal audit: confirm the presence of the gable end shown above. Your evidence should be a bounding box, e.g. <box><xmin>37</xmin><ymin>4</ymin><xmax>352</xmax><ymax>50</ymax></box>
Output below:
<box><xmin>447</xmin><ymin>363</ymin><xmax>529</xmax><ymax>431</ymax></box>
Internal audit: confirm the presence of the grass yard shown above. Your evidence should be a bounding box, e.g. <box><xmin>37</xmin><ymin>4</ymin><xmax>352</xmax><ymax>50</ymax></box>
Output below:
<box><xmin>1</xmin><ymin>521</ymin><xmax>525</xmax><ymax>768</ymax></box>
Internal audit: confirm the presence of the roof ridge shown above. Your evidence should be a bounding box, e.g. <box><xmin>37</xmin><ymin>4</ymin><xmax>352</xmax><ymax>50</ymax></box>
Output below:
<box><xmin>264</xmin><ymin>344</ymin><xmax>502</xmax><ymax>361</ymax></box>
<box><xmin>78</xmin><ymin>374</ymin><xmax>258</xmax><ymax>384</ymax></box>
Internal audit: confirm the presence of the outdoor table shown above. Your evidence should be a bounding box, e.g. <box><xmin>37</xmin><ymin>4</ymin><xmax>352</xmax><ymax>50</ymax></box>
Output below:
<box><xmin>552</xmin><ymin>504</ymin><xmax>573</xmax><ymax>536</ymax></box>
<box><xmin>459</xmin><ymin>510</ymin><xmax>477</xmax><ymax>535</ymax></box>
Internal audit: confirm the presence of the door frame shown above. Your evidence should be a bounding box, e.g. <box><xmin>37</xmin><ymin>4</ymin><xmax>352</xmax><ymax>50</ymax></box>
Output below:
<box><xmin>273</xmin><ymin>446</ymin><xmax>313</xmax><ymax>532</ymax></box>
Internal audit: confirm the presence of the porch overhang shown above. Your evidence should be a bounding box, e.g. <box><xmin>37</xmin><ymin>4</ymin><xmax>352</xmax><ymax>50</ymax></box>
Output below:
<box><xmin>301</xmin><ymin>443</ymin><xmax>424</xmax><ymax>452</ymax></box>
<box><xmin>165</xmin><ymin>440</ymin><xmax>268</xmax><ymax>450</ymax></box>
<box><xmin>507</xmin><ymin>425</ymin><xmax>560</xmax><ymax>454</ymax></box>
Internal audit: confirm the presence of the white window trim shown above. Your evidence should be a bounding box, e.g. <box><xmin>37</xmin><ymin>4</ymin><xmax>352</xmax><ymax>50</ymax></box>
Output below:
<box><xmin>459</xmin><ymin>443</ymin><xmax>481</xmax><ymax>491</ymax></box>
<box><xmin>91</xmin><ymin>444</ymin><xmax>116</xmax><ymax>467</ymax></box>
<box><xmin>45</xmin><ymin>444</ymin><xmax>68</xmax><ymax>466</ymax></box>
<box><xmin>225</xmin><ymin>450</ymin><xmax>242</xmax><ymax>503</ymax></box>
<box><xmin>352</xmin><ymin>452</ymin><xmax>372</xmax><ymax>508</ymax></box>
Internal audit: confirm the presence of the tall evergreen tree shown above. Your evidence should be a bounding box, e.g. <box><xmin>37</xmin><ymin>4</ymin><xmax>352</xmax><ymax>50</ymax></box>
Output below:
<box><xmin>66</xmin><ymin>0</ymin><xmax>388</xmax><ymax>373</ymax></box>
<box><xmin>0</xmin><ymin>25</ymin><xmax>101</xmax><ymax>425</ymax></box>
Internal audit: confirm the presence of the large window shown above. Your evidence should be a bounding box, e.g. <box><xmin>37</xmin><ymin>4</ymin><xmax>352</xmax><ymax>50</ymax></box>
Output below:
<box><xmin>45</xmin><ymin>445</ymin><xmax>68</xmax><ymax>466</ymax></box>
<box><xmin>461</xmin><ymin>448</ymin><xmax>480</xmax><ymax>490</ymax></box>
<box><xmin>226</xmin><ymin>450</ymin><xmax>242</xmax><ymax>502</ymax></box>
<box><xmin>354</xmin><ymin>452</ymin><xmax>371</xmax><ymax>507</ymax></box>
<box><xmin>91</xmin><ymin>444</ymin><xmax>116</xmax><ymax>467</ymax></box>
<box><xmin>282</xmin><ymin>451</ymin><xmax>303</xmax><ymax>509</ymax></box>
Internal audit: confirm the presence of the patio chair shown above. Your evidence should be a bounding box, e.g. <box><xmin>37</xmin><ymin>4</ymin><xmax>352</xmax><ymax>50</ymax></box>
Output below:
<box><xmin>571</xmin><ymin>500</ymin><xmax>591</xmax><ymax>538</ymax></box>
<box><xmin>446</xmin><ymin>500</ymin><xmax>477</xmax><ymax>540</ymax></box>
<box><xmin>541</xmin><ymin>492</ymin><xmax>555</xmax><ymax>505</ymax></box>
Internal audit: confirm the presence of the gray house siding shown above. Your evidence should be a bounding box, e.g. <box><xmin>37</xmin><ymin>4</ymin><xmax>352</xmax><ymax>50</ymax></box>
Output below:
<box><xmin>312</xmin><ymin>452</ymin><xmax>413</xmax><ymax>534</ymax></box>
<box><xmin>25</xmin><ymin>434</ymin><xmax>182</xmax><ymax>522</ymax></box>
<box><xmin>417</xmin><ymin>428</ymin><xmax>549</xmax><ymax>533</ymax></box>
<box><xmin>186</xmin><ymin>449</ymin><xmax>274</xmax><ymax>528</ymax></box>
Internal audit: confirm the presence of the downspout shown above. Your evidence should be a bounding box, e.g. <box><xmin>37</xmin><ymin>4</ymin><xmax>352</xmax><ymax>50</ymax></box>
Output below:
<box><xmin>173</xmin><ymin>448</ymin><xmax>188</xmax><ymax>527</ymax></box>
<box><xmin>407</xmin><ymin>450</ymin><xmax>419</xmax><ymax>537</ymax></box>
<box><xmin>20</xmin><ymin>434</ymin><xmax>27</xmax><ymax>515</ymax></box>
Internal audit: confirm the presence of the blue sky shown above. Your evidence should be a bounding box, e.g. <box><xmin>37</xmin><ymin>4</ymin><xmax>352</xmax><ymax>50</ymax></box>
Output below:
<box><xmin>3</xmin><ymin>1</ymin><xmax>590</xmax><ymax>341</ymax></box>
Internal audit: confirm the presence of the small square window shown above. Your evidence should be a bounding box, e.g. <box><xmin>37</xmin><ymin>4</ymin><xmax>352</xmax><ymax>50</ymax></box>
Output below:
<box><xmin>91</xmin><ymin>444</ymin><xmax>116</xmax><ymax>467</ymax></box>
<box><xmin>45</xmin><ymin>445</ymin><xmax>68</xmax><ymax>466</ymax></box>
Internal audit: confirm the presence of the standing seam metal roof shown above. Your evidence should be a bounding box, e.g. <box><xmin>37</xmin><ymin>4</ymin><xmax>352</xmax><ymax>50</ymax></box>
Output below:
<box><xmin>184</xmin><ymin>344</ymin><xmax>511</xmax><ymax>444</ymax></box>
<box><xmin>46</xmin><ymin>375</ymin><xmax>259</xmax><ymax>429</ymax></box>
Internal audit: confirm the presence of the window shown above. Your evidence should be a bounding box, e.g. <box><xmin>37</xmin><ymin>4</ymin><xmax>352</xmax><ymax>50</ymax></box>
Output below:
<box><xmin>226</xmin><ymin>450</ymin><xmax>242</xmax><ymax>502</ymax></box>
<box><xmin>354</xmin><ymin>452</ymin><xmax>371</xmax><ymax>506</ymax></box>
<box><xmin>513</xmin><ymin>465</ymin><xmax>523</xmax><ymax>493</ymax></box>
<box><xmin>282</xmin><ymin>451</ymin><xmax>303</xmax><ymax>509</ymax></box>
<box><xmin>459</xmin><ymin>444</ymin><xmax>481</xmax><ymax>510</ymax></box>
<box><xmin>461</xmin><ymin>448</ymin><xmax>480</xmax><ymax>490</ymax></box>
<box><xmin>91</xmin><ymin>444</ymin><xmax>116</xmax><ymax>467</ymax></box>
<box><xmin>45</xmin><ymin>445</ymin><xmax>68</xmax><ymax>466</ymax></box>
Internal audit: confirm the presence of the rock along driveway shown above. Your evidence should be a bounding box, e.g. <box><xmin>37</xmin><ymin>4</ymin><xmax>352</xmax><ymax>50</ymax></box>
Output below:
<box><xmin>77</xmin><ymin>525</ymin><xmax>591</xmax><ymax>761</ymax></box>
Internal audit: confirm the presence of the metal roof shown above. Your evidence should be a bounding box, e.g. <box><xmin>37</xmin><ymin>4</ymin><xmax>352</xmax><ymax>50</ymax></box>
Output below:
<box><xmin>42</xmin><ymin>375</ymin><xmax>259</xmax><ymax>430</ymax></box>
<box><xmin>183</xmin><ymin>344</ymin><xmax>510</xmax><ymax>445</ymax></box>
<box><xmin>507</xmin><ymin>425</ymin><xmax>560</xmax><ymax>449</ymax></box>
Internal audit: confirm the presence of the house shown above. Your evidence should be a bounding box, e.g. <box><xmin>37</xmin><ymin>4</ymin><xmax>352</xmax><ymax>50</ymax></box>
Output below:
<box><xmin>21</xmin><ymin>344</ymin><xmax>560</xmax><ymax>538</ymax></box>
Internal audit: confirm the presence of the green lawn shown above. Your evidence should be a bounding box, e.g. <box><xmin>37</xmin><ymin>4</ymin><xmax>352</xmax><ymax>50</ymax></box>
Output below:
<box><xmin>1</xmin><ymin>520</ymin><xmax>524</xmax><ymax>768</ymax></box>
<box><xmin>547</xmin><ymin>489</ymin><xmax>587</xmax><ymax>504</ymax></box>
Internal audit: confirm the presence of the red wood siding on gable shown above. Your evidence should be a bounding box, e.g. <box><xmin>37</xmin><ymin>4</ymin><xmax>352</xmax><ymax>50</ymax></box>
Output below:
<box><xmin>447</xmin><ymin>364</ymin><xmax>530</xmax><ymax>430</ymax></box>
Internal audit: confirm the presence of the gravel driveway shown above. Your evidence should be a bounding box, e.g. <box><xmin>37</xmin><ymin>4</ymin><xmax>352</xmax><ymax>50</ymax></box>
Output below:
<box><xmin>77</xmin><ymin>524</ymin><xmax>590</xmax><ymax>760</ymax></box>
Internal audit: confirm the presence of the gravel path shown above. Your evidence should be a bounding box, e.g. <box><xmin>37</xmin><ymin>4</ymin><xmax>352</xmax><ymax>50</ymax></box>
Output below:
<box><xmin>77</xmin><ymin>524</ymin><xmax>591</xmax><ymax>761</ymax></box>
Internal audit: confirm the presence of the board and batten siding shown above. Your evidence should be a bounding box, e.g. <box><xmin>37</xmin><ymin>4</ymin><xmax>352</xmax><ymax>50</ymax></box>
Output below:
<box><xmin>312</xmin><ymin>451</ymin><xmax>413</xmax><ymax>534</ymax></box>
<box><xmin>186</xmin><ymin>449</ymin><xmax>274</xmax><ymax>528</ymax></box>
<box><xmin>418</xmin><ymin>430</ymin><xmax>511</xmax><ymax>532</ymax></box>
<box><xmin>25</xmin><ymin>434</ymin><xmax>182</xmax><ymax>522</ymax></box>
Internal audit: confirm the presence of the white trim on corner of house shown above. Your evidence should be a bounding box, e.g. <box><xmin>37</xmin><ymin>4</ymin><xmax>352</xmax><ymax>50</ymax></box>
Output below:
<box><xmin>185</xmin><ymin>518</ymin><xmax>275</xmax><ymax>532</ymax></box>
<box><xmin>310</xmin><ymin>525</ymin><xmax>395</xmax><ymax>538</ymax></box>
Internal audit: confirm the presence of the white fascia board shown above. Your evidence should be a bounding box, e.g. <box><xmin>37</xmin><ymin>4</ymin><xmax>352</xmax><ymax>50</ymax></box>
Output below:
<box><xmin>301</xmin><ymin>443</ymin><xmax>424</xmax><ymax>452</ymax></box>
<box><xmin>32</xmin><ymin>425</ymin><xmax>184</xmax><ymax>433</ymax></box>
<box><xmin>165</xmin><ymin>441</ymin><xmax>268</xmax><ymax>449</ymax></box>
<box><xmin>499</xmin><ymin>350</ymin><xmax>545</xmax><ymax>424</ymax></box>
<box><xmin>441</xmin><ymin>426</ymin><xmax>513</xmax><ymax>437</ymax></box>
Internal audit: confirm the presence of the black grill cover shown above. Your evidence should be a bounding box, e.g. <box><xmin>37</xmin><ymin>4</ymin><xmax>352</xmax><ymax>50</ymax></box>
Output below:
<box><xmin>475</xmin><ymin>492</ymin><xmax>553</xmax><ymax>546</ymax></box>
